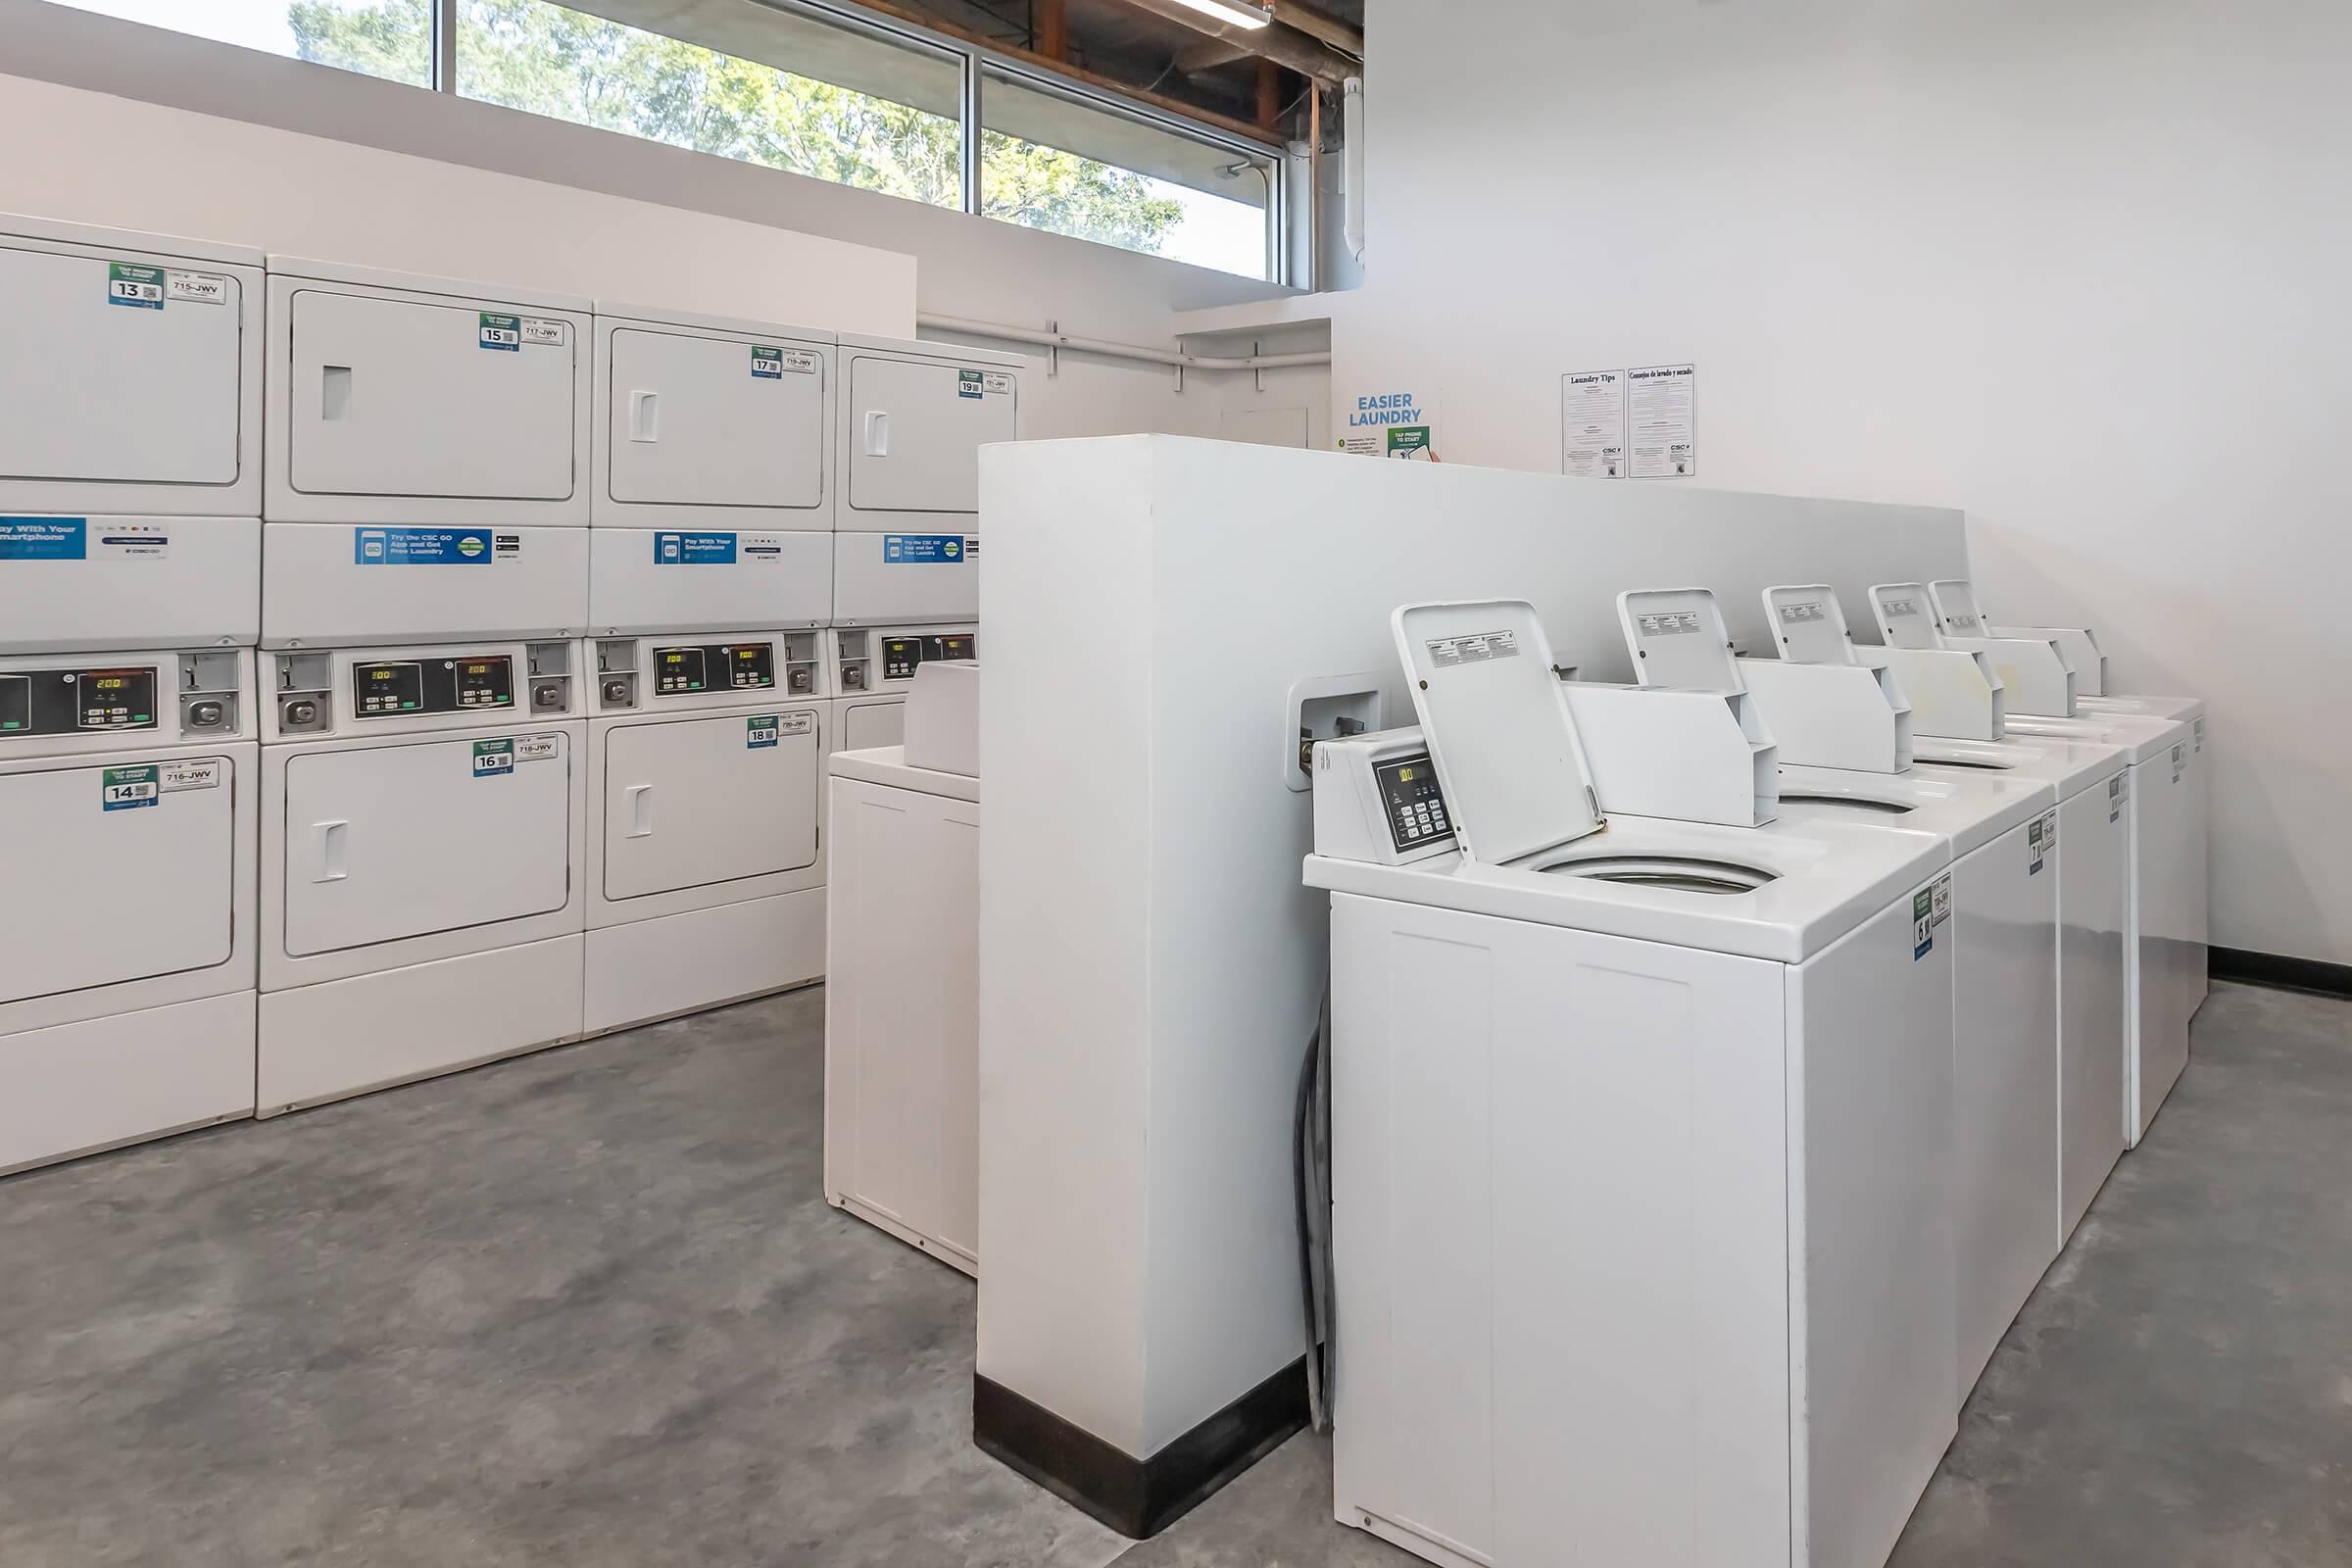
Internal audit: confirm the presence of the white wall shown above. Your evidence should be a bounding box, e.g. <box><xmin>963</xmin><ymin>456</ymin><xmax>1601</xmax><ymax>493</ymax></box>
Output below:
<box><xmin>0</xmin><ymin>0</ymin><xmax>1320</xmax><ymax>446</ymax></box>
<box><xmin>1345</xmin><ymin>0</ymin><xmax>2352</xmax><ymax>966</ymax></box>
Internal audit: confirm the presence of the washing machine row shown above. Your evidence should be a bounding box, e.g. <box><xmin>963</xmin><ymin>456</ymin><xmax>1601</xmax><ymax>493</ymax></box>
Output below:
<box><xmin>0</xmin><ymin>211</ymin><xmax>1017</xmax><ymax>1174</ymax></box>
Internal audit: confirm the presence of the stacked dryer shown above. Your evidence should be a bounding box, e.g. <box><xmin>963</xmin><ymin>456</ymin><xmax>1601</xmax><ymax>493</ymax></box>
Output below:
<box><xmin>0</xmin><ymin>215</ymin><xmax>263</xmax><ymax>1173</ymax></box>
<box><xmin>255</xmin><ymin>258</ymin><xmax>591</xmax><ymax>1114</ymax></box>
<box><xmin>826</xmin><ymin>334</ymin><xmax>1021</xmax><ymax>752</ymax></box>
<box><xmin>582</xmin><ymin>303</ymin><xmax>836</xmax><ymax>1034</ymax></box>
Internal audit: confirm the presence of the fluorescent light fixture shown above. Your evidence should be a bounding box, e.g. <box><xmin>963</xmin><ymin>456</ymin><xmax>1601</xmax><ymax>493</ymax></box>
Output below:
<box><xmin>1167</xmin><ymin>0</ymin><xmax>1274</xmax><ymax>29</ymax></box>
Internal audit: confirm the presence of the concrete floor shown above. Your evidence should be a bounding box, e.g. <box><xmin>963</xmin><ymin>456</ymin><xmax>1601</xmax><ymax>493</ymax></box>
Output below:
<box><xmin>1</xmin><ymin>980</ymin><xmax>2345</xmax><ymax>1565</ymax></box>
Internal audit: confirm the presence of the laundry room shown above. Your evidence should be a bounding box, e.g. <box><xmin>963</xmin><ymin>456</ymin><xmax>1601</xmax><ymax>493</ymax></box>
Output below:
<box><xmin>0</xmin><ymin>3</ymin><xmax>2346</xmax><ymax>1566</ymax></box>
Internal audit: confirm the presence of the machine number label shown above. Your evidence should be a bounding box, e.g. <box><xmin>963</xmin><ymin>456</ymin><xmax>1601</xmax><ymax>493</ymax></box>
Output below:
<box><xmin>747</xmin><ymin>715</ymin><xmax>780</xmax><ymax>749</ymax></box>
<box><xmin>514</xmin><ymin>735</ymin><xmax>561</xmax><ymax>763</ymax></box>
<box><xmin>101</xmin><ymin>764</ymin><xmax>160</xmax><ymax>810</ymax></box>
<box><xmin>1913</xmin><ymin>888</ymin><xmax>1935</xmax><ymax>958</ymax></box>
<box><xmin>520</xmin><ymin>318</ymin><xmax>565</xmax><ymax>346</ymax></box>
<box><xmin>2171</xmin><ymin>743</ymin><xmax>2185</xmax><ymax>783</ymax></box>
<box><xmin>2029</xmin><ymin>809</ymin><xmax>2056</xmax><ymax>875</ymax></box>
<box><xmin>958</xmin><ymin>369</ymin><xmax>983</xmax><ymax>398</ymax></box>
<box><xmin>1934</xmin><ymin>871</ymin><xmax>1952</xmax><ymax>926</ymax></box>
<box><xmin>751</xmin><ymin>345</ymin><xmax>816</xmax><ymax>378</ymax></box>
<box><xmin>0</xmin><ymin>516</ymin><xmax>87</xmax><ymax>560</ymax></box>
<box><xmin>478</xmin><ymin>312</ymin><xmax>521</xmax><ymax>351</ymax></box>
<box><xmin>1425</xmin><ymin>629</ymin><xmax>1519</xmax><ymax>668</ymax></box>
<box><xmin>161</xmin><ymin>760</ymin><xmax>222</xmax><ymax>792</ymax></box>
<box><xmin>2109</xmin><ymin>773</ymin><xmax>2127</xmax><ymax>822</ymax></box>
<box><xmin>167</xmin><ymin>270</ymin><xmax>228</xmax><ymax>305</ymax></box>
<box><xmin>882</xmin><ymin>534</ymin><xmax>966</xmax><ymax>565</ymax></box>
<box><xmin>777</xmin><ymin>711</ymin><xmax>813</xmax><ymax>736</ymax></box>
<box><xmin>472</xmin><ymin>739</ymin><xmax>515</xmax><ymax>777</ymax></box>
<box><xmin>106</xmin><ymin>262</ymin><xmax>165</xmax><ymax>309</ymax></box>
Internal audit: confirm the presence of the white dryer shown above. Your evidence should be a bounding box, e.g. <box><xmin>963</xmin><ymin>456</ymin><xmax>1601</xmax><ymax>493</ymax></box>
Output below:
<box><xmin>832</xmin><ymin>334</ymin><xmax>1019</xmax><ymax>633</ymax></box>
<box><xmin>581</xmin><ymin>630</ymin><xmax>829</xmax><ymax>1036</ymax></box>
<box><xmin>824</xmin><ymin>662</ymin><xmax>981</xmax><ymax>1274</ymax></box>
<box><xmin>827</xmin><ymin>623</ymin><xmax>977</xmax><ymax>754</ymax></box>
<box><xmin>257</xmin><ymin>641</ymin><xmax>586</xmax><ymax>1113</ymax></box>
<box><xmin>1309</xmin><ymin>599</ymin><xmax>1958</xmax><ymax>1568</ymax></box>
<box><xmin>0</xmin><ymin>649</ymin><xmax>257</xmax><ymax>1174</ymax></box>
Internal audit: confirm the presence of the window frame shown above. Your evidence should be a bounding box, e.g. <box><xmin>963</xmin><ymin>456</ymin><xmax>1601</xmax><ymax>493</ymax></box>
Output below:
<box><xmin>416</xmin><ymin>0</ymin><xmax>1290</xmax><ymax>281</ymax></box>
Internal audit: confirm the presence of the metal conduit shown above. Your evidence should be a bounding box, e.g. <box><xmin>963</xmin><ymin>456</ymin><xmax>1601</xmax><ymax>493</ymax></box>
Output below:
<box><xmin>916</xmin><ymin>311</ymin><xmax>1331</xmax><ymax>371</ymax></box>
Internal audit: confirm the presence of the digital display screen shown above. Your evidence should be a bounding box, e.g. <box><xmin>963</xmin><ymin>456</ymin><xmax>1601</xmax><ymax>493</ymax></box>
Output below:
<box><xmin>1375</xmin><ymin>752</ymin><xmax>1452</xmax><ymax>852</ymax></box>
<box><xmin>655</xmin><ymin>647</ymin><xmax>708</xmax><ymax>695</ymax></box>
<box><xmin>75</xmin><ymin>668</ymin><xmax>157</xmax><ymax>729</ymax></box>
<box><xmin>357</xmin><ymin>662</ymin><xmax>423</xmax><ymax>715</ymax></box>
<box><xmin>454</xmin><ymin>656</ymin><xmax>514</xmax><ymax>709</ymax></box>
<box><xmin>725</xmin><ymin>644</ymin><xmax>776</xmax><ymax>690</ymax></box>
<box><xmin>882</xmin><ymin>638</ymin><xmax>921</xmax><ymax>681</ymax></box>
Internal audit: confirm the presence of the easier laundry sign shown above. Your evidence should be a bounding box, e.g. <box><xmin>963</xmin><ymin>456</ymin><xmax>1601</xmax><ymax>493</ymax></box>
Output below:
<box><xmin>1338</xmin><ymin>387</ymin><xmax>1439</xmax><ymax>460</ymax></box>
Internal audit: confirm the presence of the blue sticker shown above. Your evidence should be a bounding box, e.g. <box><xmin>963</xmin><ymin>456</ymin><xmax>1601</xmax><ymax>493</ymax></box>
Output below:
<box><xmin>654</xmin><ymin>531</ymin><xmax>738</xmax><ymax>565</ymax></box>
<box><xmin>882</xmin><ymin>534</ymin><xmax>967</xmax><ymax>565</ymax></box>
<box><xmin>354</xmin><ymin>527</ymin><xmax>495</xmax><ymax>565</ymax></box>
<box><xmin>101</xmin><ymin>765</ymin><xmax>160</xmax><ymax>810</ymax></box>
<box><xmin>0</xmin><ymin>517</ymin><xmax>88</xmax><ymax>561</ymax></box>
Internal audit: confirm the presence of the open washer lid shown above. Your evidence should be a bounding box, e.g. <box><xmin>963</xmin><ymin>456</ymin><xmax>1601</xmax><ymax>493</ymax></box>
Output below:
<box><xmin>1870</xmin><ymin>582</ymin><xmax>1943</xmax><ymax>649</ymax></box>
<box><xmin>1393</xmin><ymin>598</ymin><xmax>1603</xmax><ymax>865</ymax></box>
<box><xmin>1762</xmin><ymin>583</ymin><xmax>1857</xmax><ymax>664</ymax></box>
<box><xmin>1928</xmin><ymin>579</ymin><xmax>1990</xmax><ymax>637</ymax></box>
<box><xmin>1617</xmin><ymin>587</ymin><xmax>1740</xmax><ymax>691</ymax></box>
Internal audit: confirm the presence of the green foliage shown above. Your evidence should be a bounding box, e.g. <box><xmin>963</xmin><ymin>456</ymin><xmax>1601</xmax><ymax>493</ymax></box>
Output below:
<box><xmin>288</xmin><ymin>0</ymin><xmax>1184</xmax><ymax>254</ymax></box>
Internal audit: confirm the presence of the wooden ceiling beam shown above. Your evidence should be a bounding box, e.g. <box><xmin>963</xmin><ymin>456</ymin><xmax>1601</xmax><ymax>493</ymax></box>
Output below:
<box><xmin>1113</xmin><ymin>0</ymin><xmax>1355</xmax><ymax>85</ymax></box>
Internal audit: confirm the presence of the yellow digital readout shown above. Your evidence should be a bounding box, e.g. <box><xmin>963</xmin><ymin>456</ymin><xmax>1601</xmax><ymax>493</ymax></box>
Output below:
<box><xmin>466</xmin><ymin>662</ymin><xmax>494</xmax><ymax>675</ymax></box>
<box><xmin>664</xmin><ymin>652</ymin><xmax>689</xmax><ymax>664</ymax></box>
<box><xmin>1398</xmin><ymin>765</ymin><xmax>1417</xmax><ymax>783</ymax></box>
<box><xmin>94</xmin><ymin>677</ymin><xmax>127</xmax><ymax>691</ymax></box>
<box><xmin>737</xmin><ymin>648</ymin><xmax>759</xmax><ymax>661</ymax></box>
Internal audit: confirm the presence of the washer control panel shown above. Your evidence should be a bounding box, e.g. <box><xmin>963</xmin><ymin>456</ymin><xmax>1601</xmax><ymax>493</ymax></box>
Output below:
<box><xmin>652</xmin><ymin>642</ymin><xmax>776</xmax><ymax>697</ymax></box>
<box><xmin>1374</xmin><ymin>752</ymin><xmax>1453</xmax><ymax>852</ymax></box>
<box><xmin>352</xmin><ymin>656</ymin><xmax>514</xmax><ymax>718</ymax></box>
<box><xmin>0</xmin><ymin>664</ymin><xmax>160</xmax><ymax>735</ymax></box>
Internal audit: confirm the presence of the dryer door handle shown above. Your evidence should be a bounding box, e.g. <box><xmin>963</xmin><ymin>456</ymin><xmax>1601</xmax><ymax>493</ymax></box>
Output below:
<box><xmin>863</xmin><ymin>410</ymin><xmax>891</xmax><ymax>457</ymax></box>
<box><xmin>311</xmin><ymin>820</ymin><xmax>350</xmax><ymax>882</ymax></box>
<box><xmin>628</xmin><ymin>390</ymin><xmax>661</xmax><ymax>443</ymax></box>
<box><xmin>624</xmin><ymin>784</ymin><xmax>655</xmax><ymax>838</ymax></box>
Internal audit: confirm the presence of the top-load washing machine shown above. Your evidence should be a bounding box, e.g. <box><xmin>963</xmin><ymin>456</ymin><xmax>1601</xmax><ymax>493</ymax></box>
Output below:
<box><xmin>829</xmin><ymin>334</ymin><xmax>1018</xmax><ymax>750</ymax></box>
<box><xmin>1620</xmin><ymin>585</ymin><xmax>2061</xmax><ymax>1396</ymax></box>
<box><xmin>0</xmin><ymin>213</ymin><xmax>266</xmax><ymax>1175</ymax></box>
<box><xmin>824</xmin><ymin>662</ymin><xmax>982</xmax><ymax>1274</ymax></box>
<box><xmin>1306</xmin><ymin>598</ymin><xmax>1958</xmax><ymax>1568</ymax></box>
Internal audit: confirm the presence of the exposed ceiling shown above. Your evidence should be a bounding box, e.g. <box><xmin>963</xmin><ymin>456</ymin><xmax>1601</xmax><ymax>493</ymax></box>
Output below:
<box><xmin>886</xmin><ymin>0</ymin><xmax>1362</xmax><ymax>139</ymax></box>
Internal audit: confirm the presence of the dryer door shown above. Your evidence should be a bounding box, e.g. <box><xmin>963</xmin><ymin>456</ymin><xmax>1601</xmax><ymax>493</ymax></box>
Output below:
<box><xmin>0</xmin><ymin>242</ymin><xmax>245</xmax><ymax>488</ymax></box>
<box><xmin>602</xmin><ymin>710</ymin><xmax>819</xmax><ymax>902</ymax></box>
<box><xmin>839</xmin><ymin>699</ymin><xmax>906</xmax><ymax>753</ymax></box>
<box><xmin>606</xmin><ymin>327</ymin><xmax>824</xmax><ymax>512</ymax></box>
<box><xmin>0</xmin><ymin>757</ymin><xmax>235</xmax><ymax>1004</ymax></box>
<box><xmin>845</xmin><ymin>356</ymin><xmax>1013</xmax><ymax>517</ymax></box>
<box><xmin>282</xmin><ymin>734</ymin><xmax>572</xmax><ymax>955</ymax></box>
<box><xmin>286</xmin><ymin>287</ymin><xmax>578</xmax><ymax>501</ymax></box>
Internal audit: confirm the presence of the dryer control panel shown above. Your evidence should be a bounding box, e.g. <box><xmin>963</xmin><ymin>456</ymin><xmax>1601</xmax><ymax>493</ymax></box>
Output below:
<box><xmin>352</xmin><ymin>656</ymin><xmax>515</xmax><ymax>718</ymax></box>
<box><xmin>592</xmin><ymin>631</ymin><xmax>823</xmax><ymax>713</ymax></box>
<box><xmin>1311</xmin><ymin>728</ymin><xmax>1458</xmax><ymax>867</ymax></box>
<box><xmin>832</xmin><ymin>623</ymin><xmax>975</xmax><ymax>694</ymax></box>
<box><xmin>269</xmin><ymin>642</ymin><xmax>577</xmax><ymax>740</ymax></box>
<box><xmin>651</xmin><ymin>642</ymin><xmax>775</xmax><ymax>697</ymax></box>
<box><xmin>0</xmin><ymin>649</ymin><xmax>250</xmax><ymax>755</ymax></box>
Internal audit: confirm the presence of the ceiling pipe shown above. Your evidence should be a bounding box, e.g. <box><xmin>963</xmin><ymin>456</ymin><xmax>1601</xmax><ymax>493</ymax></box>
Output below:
<box><xmin>918</xmin><ymin>312</ymin><xmax>1331</xmax><ymax>370</ymax></box>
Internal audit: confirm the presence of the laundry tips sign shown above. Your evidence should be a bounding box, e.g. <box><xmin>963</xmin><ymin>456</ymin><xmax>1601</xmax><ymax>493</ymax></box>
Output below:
<box><xmin>1338</xmin><ymin>387</ymin><xmax>1439</xmax><ymax>461</ymax></box>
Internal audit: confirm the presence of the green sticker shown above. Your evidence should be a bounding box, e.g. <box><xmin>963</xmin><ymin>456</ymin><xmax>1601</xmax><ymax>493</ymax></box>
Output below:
<box><xmin>1912</xmin><ymin>887</ymin><xmax>1935</xmax><ymax>959</ymax></box>
<box><xmin>748</xmin><ymin>714</ymin><xmax>779</xmax><ymax>749</ymax></box>
<box><xmin>102</xmin><ymin>764</ymin><xmax>160</xmax><ymax>810</ymax></box>
<box><xmin>1387</xmin><ymin>425</ymin><xmax>1434</xmax><ymax>457</ymax></box>
<box><xmin>752</xmin><ymin>345</ymin><xmax>784</xmax><ymax>379</ymax></box>
<box><xmin>478</xmin><ymin>312</ymin><xmax>521</xmax><ymax>351</ymax></box>
<box><xmin>471</xmin><ymin>739</ymin><xmax>515</xmax><ymax>776</ymax></box>
<box><xmin>958</xmin><ymin>368</ymin><xmax>983</xmax><ymax>399</ymax></box>
<box><xmin>107</xmin><ymin>262</ymin><xmax>165</xmax><ymax>310</ymax></box>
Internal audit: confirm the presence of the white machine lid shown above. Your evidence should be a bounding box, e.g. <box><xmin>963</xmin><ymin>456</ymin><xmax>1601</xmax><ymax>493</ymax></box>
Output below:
<box><xmin>267</xmin><ymin>255</ymin><xmax>593</xmax><ymax>315</ymax></box>
<box><xmin>1928</xmin><ymin>579</ymin><xmax>1989</xmax><ymax>637</ymax></box>
<box><xmin>1393</xmin><ymin>599</ymin><xmax>1603</xmax><ymax>865</ymax></box>
<box><xmin>593</xmin><ymin>300</ymin><xmax>835</xmax><ymax>344</ymax></box>
<box><xmin>2004</xmin><ymin>710</ymin><xmax>2187</xmax><ymax>764</ymax></box>
<box><xmin>1870</xmin><ymin>582</ymin><xmax>1943</xmax><ymax>650</ymax></box>
<box><xmin>1618</xmin><ymin>587</ymin><xmax>1740</xmax><ymax>691</ymax></box>
<box><xmin>1912</xmin><ymin>734</ymin><xmax>2130</xmax><ymax>796</ymax></box>
<box><xmin>1763</xmin><ymin>584</ymin><xmax>1858</xmax><ymax>664</ymax></box>
<box><xmin>837</xmin><ymin>331</ymin><xmax>1026</xmax><ymax>368</ymax></box>
<box><xmin>827</xmin><ymin>744</ymin><xmax>980</xmax><ymax>803</ymax></box>
<box><xmin>1775</xmin><ymin>763</ymin><xmax>2051</xmax><ymax>858</ymax></box>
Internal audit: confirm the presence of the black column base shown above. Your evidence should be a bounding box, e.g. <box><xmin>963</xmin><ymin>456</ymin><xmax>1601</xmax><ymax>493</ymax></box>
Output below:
<box><xmin>973</xmin><ymin>1357</ymin><xmax>1308</xmax><ymax>1540</ymax></box>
